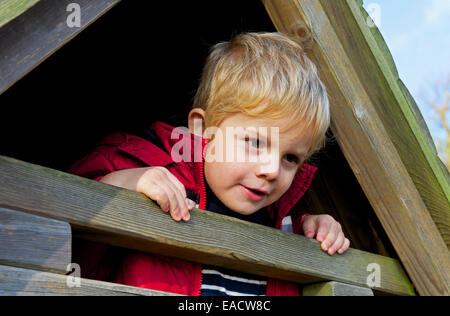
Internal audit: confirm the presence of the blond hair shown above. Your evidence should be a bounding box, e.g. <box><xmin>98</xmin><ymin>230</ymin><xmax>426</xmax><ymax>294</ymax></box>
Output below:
<box><xmin>193</xmin><ymin>32</ymin><xmax>330</xmax><ymax>159</ymax></box>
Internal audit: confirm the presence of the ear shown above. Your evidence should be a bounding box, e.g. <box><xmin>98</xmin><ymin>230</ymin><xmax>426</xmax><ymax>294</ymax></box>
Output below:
<box><xmin>188</xmin><ymin>108</ymin><xmax>206</xmax><ymax>137</ymax></box>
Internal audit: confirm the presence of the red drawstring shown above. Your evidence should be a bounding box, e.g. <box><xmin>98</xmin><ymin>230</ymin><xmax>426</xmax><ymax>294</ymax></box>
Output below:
<box><xmin>198</xmin><ymin>138</ymin><xmax>208</xmax><ymax>210</ymax></box>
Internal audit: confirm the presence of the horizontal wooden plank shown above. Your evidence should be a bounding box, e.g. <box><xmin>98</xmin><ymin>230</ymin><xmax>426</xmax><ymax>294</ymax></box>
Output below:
<box><xmin>0</xmin><ymin>208</ymin><xmax>71</xmax><ymax>273</ymax></box>
<box><xmin>262</xmin><ymin>0</ymin><xmax>450</xmax><ymax>296</ymax></box>
<box><xmin>303</xmin><ymin>281</ymin><xmax>374</xmax><ymax>296</ymax></box>
<box><xmin>0</xmin><ymin>265</ymin><xmax>178</xmax><ymax>296</ymax></box>
<box><xmin>0</xmin><ymin>0</ymin><xmax>39</xmax><ymax>28</ymax></box>
<box><xmin>0</xmin><ymin>155</ymin><xmax>415</xmax><ymax>296</ymax></box>
<box><xmin>0</xmin><ymin>0</ymin><xmax>121</xmax><ymax>95</ymax></box>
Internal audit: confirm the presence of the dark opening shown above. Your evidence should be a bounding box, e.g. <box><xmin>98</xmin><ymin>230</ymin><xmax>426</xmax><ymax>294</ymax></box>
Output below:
<box><xmin>0</xmin><ymin>0</ymin><xmax>276</xmax><ymax>171</ymax></box>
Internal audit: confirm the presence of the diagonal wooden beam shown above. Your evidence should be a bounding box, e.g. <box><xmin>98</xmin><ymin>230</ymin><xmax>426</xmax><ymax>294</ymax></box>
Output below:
<box><xmin>326</xmin><ymin>0</ymin><xmax>450</xmax><ymax>250</ymax></box>
<box><xmin>261</xmin><ymin>0</ymin><xmax>450</xmax><ymax>296</ymax></box>
<box><xmin>0</xmin><ymin>0</ymin><xmax>121</xmax><ymax>95</ymax></box>
<box><xmin>0</xmin><ymin>155</ymin><xmax>415</xmax><ymax>296</ymax></box>
<box><xmin>0</xmin><ymin>0</ymin><xmax>40</xmax><ymax>28</ymax></box>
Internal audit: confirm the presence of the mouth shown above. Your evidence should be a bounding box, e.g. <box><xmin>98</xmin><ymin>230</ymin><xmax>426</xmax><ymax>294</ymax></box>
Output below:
<box><xmin>241</xmin><ymin>185</ymin><xmax>267</xmax><ymax>201</ymax></box>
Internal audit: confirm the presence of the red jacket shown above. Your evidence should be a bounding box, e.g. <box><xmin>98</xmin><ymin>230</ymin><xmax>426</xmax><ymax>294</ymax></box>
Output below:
<box><xmin>68</xmin><ymin>121</ymin><xmax>317</xmax><ymax>296</ymax></box>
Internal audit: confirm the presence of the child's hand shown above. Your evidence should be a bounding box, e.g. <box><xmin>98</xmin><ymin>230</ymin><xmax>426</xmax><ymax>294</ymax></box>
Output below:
<box><xmin>101</xmin><ymin>167</ymin><xmax>195</xmax><ymax>222</ymax></box>
<box><xmin>302</xmin><ymin>215</ymin><xmax>350</xmax><ymax>255</ymax></box>
<box><xmin>136</xmin><ymin>167</ymin><xmax>196</xmax><ymax>222</ymax></box>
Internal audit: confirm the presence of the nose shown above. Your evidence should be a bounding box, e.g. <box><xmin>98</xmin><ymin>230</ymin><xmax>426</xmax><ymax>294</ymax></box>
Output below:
<box><xmin>255</xmin><ymin>154</ymin><xmax>280</xmax><ymax>180</ymax></box>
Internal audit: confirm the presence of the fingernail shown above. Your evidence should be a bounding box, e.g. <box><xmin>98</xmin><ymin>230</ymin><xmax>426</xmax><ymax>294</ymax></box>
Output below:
<box><xmin>184</xmin><ymin>213</ymin><xmax>190</xmax><ymax>221</ymax></box>
<box><xmin>317</xmin><ymin>235</ymin><xmax>323</xmax><ymax>242</ymax></box>
<box><xmin>322</xmin><ymin>242</ymin><xmax>328</xmax><ymax>251</ymax></box>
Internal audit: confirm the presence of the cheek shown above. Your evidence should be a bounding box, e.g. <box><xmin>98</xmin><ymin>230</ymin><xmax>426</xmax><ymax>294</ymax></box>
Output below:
<box><xmin>271</xmin><ymin>172</ymin><xmax>296</xmax><ymax>199</ymax></box>
<box><xmin>205</xmin><ymin>161</ymin><xmax>243</xmax><ymax>188</ymax></box>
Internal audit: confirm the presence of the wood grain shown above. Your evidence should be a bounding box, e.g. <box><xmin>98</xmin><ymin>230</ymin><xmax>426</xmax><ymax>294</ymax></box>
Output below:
<box><xmin>0</xmin><ymin>0</ymin><xmax>39</xmax><ymax>28</ymax></box>
<box><xmin>262</xmin><ymin>0</ymin><xmax>450</xmax><ymax>296</ymax></box>
<box><xmin>0</xmin><ymin>0</ymin><xmax>121</xmax><ymax>95</ymax></box>
<box><xmin>303</xmin><ymin>281</ymin><xmax>374</xmax><ymax>296</ymax></box>
<box><xmin>0</xmin><ymin>208</ymin><xmax>71</xmax><ymax>273</ymax></box>
<box><xmin>0</xmin><ymin>265</ymin><xmax>178</xmax><ymax>296</ymax></box>
<box><xmin>0</xmin><ymin>155</ymin><xmax>414</xmax><ymax>295</ymax></box>
<box><xmin>324</xmin><ymin>0</ymin><xmax>450</xmax><ymax>250</ymax></box>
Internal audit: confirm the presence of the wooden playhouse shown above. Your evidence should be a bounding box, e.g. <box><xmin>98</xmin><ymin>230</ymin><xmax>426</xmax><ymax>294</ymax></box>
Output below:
<box><xmin>0</xmin><ymin>0</ymin><xmax>449</xmax><ymax>296</ymax></box>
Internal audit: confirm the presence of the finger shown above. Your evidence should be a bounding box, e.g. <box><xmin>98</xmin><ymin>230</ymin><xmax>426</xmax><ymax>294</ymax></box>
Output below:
<box><xmin>155</xmin><ymin>182</ymin><xmax>183</xmax><ymax>222</ymax></box>
<box><xmin>138</xmin><ymin>169</ymin><xmax>185</xmax><ymax>221</ymax></box>
<box><xmin>316</xmin><ymin>216</ymin><xmax>332</xmax><ymax>242</ymax></box>
<box><xmin>321</xmin><ymin>221</ymin><xmax>341</xmax><ymax>252</ymax></box>
<box><xmin>147</xmin><ymin>185</ymin><xmax>170</xmax><ymax>213</ymax></box>
<box><xmin>162</xmin><ymin>170</ymin><xmax>190</xmax><ymax>221</ymax></box>
<box><xmin>337</xmin><ymin>238</ymin><xmax>351</xmax><ymax>254</ymax></box>
<box><xmin>302</xmin><ymin>216</ymin><xmax>317</xmax><ymax>239</ymax></box>
<box><xmin>167</xmin><ymin>186</ymin><xmax>186</xmax><ymax>222</ymax></box>
<box><xmin>170</xmin><ymin>186</ymin><xmax>190</xmax><ymax>221</ymax></box>
<box><xmin>164</xmin><ymin>169</ymin><xmax>187</xmax><ymax>200</ymax></box>
<box><xmin>186</xmin><ymin>199</ymin><xmax>196</xmax><ymax>210</ymax></box>
<box><xmin>327</xmin><ymin>232</ymin><xmax>345</xmax><ymax>255</ymax></box>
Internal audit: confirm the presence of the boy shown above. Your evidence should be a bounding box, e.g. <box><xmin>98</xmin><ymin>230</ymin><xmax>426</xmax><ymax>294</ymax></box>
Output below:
<box><xmin>69</xmin><ymin>32</ymin><xmax>349</xmax><ymax>296</ymax></box>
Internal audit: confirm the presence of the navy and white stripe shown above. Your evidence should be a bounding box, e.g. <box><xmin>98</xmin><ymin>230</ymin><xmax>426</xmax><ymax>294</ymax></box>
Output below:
<box><xmin>200</xmin><ymin>265</ymin><xmax>267</xmax><ymax>296</ymax></box>
<box><xmin>281</xmin><ymin>215</ymin><xmax>293</xmax><ymax>233</ymax></box>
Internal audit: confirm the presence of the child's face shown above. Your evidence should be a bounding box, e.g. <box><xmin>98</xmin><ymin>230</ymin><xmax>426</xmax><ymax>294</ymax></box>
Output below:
<box><xmin>204</xmin><ymin>114</ymin><xmax>311</xmax><ymax>215</ymax></box>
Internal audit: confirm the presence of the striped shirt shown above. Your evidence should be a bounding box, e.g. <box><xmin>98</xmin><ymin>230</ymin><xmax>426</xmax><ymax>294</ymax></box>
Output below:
<box><xmin>200</xmin><ymin>265</ymin><xmax>267</xmax><ymax>296</ymax></box>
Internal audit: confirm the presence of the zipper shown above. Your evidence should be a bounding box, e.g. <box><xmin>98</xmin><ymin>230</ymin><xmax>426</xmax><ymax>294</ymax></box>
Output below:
<box><xmin>198</xmin><ymin>138</ymin><xmax>208</xmax><ymax>210</ymax></box>
<box><xmin>195</xmin><ymin>138</ymin><xmax>208</xmax><ymax>296</ymax></box>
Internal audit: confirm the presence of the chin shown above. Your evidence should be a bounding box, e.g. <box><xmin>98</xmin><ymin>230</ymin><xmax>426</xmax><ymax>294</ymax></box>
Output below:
<box><xmin>226</xmin><ymin>202</ymin><xmax>261</xmax><ymax>216</ymax></box>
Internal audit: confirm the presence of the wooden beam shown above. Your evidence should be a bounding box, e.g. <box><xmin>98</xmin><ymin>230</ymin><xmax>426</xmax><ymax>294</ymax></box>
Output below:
<box><xmin>324</xmin><ymin>0</ymin><xmax>450</xmax><ymax>250</ymax></box>
<box><xmin>303</xmin><ymin>281</ymin><xmax>374</xmax><ymax>296</ymax></box>
<box><xmin>0</xmin><ymin>0</ymin><xmax>39</xmax><ymax>28</ymax></box>
<box><xmin>0</xmin><ymin>0</ymin><xmax>121</xmax><ymax>95</ymax></box>
<box><xmin>261</xmin><ymin>0</ymin><xmax>450</xmax><ymax>296</ymax></box>
<box><xmin>0</xmin><ymin>208</ymin><xmax>71</xmax><ymax>274</ymax></box>
<box><xmin>0</xmin><ymin>265</ymin><xmax>178</xmax><ymax>296</ymax></box>
<box><xmin>0</xmin><ymin>155</ymin><xmax>415</xmax><ymax>296</ymax></box>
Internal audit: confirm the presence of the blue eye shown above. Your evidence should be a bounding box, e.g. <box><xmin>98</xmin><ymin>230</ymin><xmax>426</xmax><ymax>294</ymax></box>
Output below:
<box><xmin>245</xmin><ymin>136</ymin><xmax>265</xmax><ymax>149</ymax></box>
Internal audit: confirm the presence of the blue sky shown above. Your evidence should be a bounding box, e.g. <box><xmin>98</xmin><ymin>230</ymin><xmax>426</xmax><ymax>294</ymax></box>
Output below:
<box><xmin>363</xmin><ymin>0</ymin><xmax>450</xmax><ymax>143</ymax></box>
